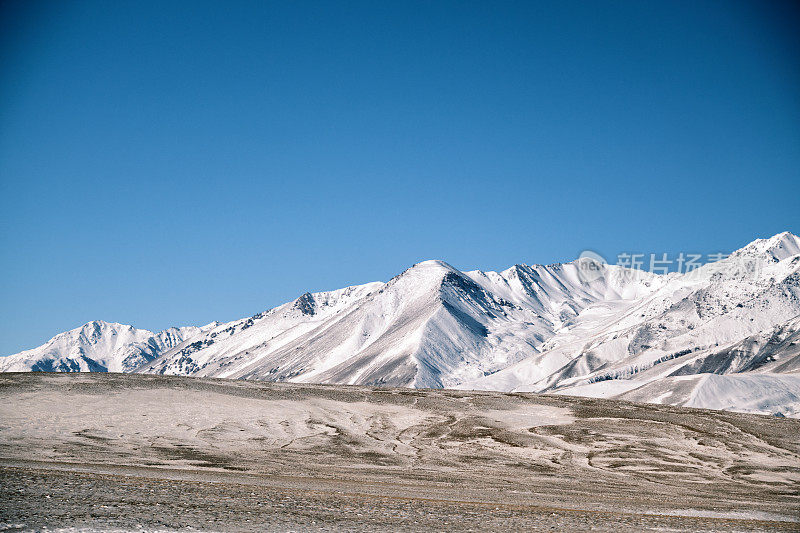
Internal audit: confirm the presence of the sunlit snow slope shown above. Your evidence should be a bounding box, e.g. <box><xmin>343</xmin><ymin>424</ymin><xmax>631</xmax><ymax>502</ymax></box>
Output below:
<box><xmin>3</xmin><ymin>232</ymin><xmax>800</xmax><ymax>416</ymax></box>
<box><xmin>461</xmin><ymin>232</ymin><xmax>800</xmax><ymax>416</ymax></box>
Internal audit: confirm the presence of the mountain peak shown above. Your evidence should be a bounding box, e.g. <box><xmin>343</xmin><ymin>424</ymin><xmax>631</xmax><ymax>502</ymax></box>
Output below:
<box><xmin>52</xmin><ymin>321</ymin><xmax>130</xmax><ymax>341</ymax></box>
<box><xmin>293</xmin><ymin>292</ymin><xmax>316</xmax><ymax>316</ymax></box>
<box><xmin>732</xmin><ymin>231</ymin><xmax>800</xmax><ymax>262</ymax></box>
<box><xmin>412</xmin><ymin>259</ymin><xmax>456</xmax><ymax>270</ymax></box>
<box><xmin>386</xmin><ymin>260</ymin><xmax>459</xmax><ymax>287</ymax></box>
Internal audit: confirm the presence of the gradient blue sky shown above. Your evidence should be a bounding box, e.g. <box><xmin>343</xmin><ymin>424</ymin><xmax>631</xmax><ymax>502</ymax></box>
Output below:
<box><xmin>1</xmin><ymin>0</ymin><xmax>798</xmax><ymax>354</ymax></box>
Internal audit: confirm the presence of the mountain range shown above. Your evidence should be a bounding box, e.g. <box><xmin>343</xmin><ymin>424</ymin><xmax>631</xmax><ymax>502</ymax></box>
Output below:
<box><xmin>3</xmin><ymin>232</ymin><xmax>799</xmax><ymax>417</ymax></box>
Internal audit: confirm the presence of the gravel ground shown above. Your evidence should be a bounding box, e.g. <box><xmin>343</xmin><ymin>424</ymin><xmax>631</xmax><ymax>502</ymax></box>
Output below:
<box><xmin>0</xmin><ymin>372</ymin><xmax>798</xmax><ymax>532</ymax></box>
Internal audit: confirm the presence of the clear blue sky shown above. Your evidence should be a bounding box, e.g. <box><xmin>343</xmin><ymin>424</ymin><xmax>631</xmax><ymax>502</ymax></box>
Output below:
<box><xmin>1</xmin><ymin>0</ymin><xmax>798</xmax><ymax>354</ymax></box>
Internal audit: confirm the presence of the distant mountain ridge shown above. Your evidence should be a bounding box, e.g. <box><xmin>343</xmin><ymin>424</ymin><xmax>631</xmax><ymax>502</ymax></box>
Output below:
<box><xmin>0</xmin><ymin>321</ymin><xmax>213</xmax><ymax>373</ymax></box>
<box><xmin>3</xmin><ymin>232</ymin><xmax>799</xmax><ymax>417</ymax></box>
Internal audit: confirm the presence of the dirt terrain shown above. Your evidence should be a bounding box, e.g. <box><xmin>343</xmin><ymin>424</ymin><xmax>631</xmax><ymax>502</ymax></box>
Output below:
<box><xmin>0</xmin><ymin>372</ymin><xmax>798</xmax><ymax>531</ymax></box>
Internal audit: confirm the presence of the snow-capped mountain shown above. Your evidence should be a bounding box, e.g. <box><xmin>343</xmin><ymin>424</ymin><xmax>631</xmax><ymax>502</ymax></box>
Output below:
<box><xmin>139</xmin><ymin>259</ymin><xmax>661</xmax><ymax>388</ymax></box>
<box><xmin>460</xmin><ymin>232</ymin><xmax>800</xmax><ymax>416</ymax></box>
<box><xmin>2</xmin><ymin>232</ymin><xmax>799</xmax><ymax>417</ymax></box>
<box><xmin>0</xmin><ymin>321</ymin><xmax>210</xmax><ymax>373</ymax></box>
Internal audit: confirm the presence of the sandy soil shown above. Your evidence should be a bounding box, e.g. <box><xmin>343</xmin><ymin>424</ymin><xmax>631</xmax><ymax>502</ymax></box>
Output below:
<box><xmin>0</xmin><ymin>372</ymin><xmax>798</xmax><ymax>531</ymax></box>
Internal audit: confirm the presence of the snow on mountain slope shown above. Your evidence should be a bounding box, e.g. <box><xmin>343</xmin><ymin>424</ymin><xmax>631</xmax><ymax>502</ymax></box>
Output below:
<box><xmin>138</xmin><ymin>258</ymin><xmax>656</xmax><ymax>388</ymax></box>
<box><xmin>140</xmin><ymin>280</ymin><xmax>384</xmax><ymax>380</ymax></box>
<box><xmin>617</xmin><ymin>373</ymin><xmax>800</xmax><ymax>418</ymax></box>
<box><xmin>461</xmin><ymin>233</ymin><xmax>800</xmax><ymax>409</ymax></box>
<box><xmin>0</xmin><ymin>321</ymin><xmax>207</xmax><ymax>373</ymax></box>
<box><xmin>535</xmin><ymin>316</ymin><xmax>800</xmax><ymax>414</ymax></box>
<box><xmin>3</xmin><ymin>231</ymin><xmax>800</xmax><ymax>417</ymax></box>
